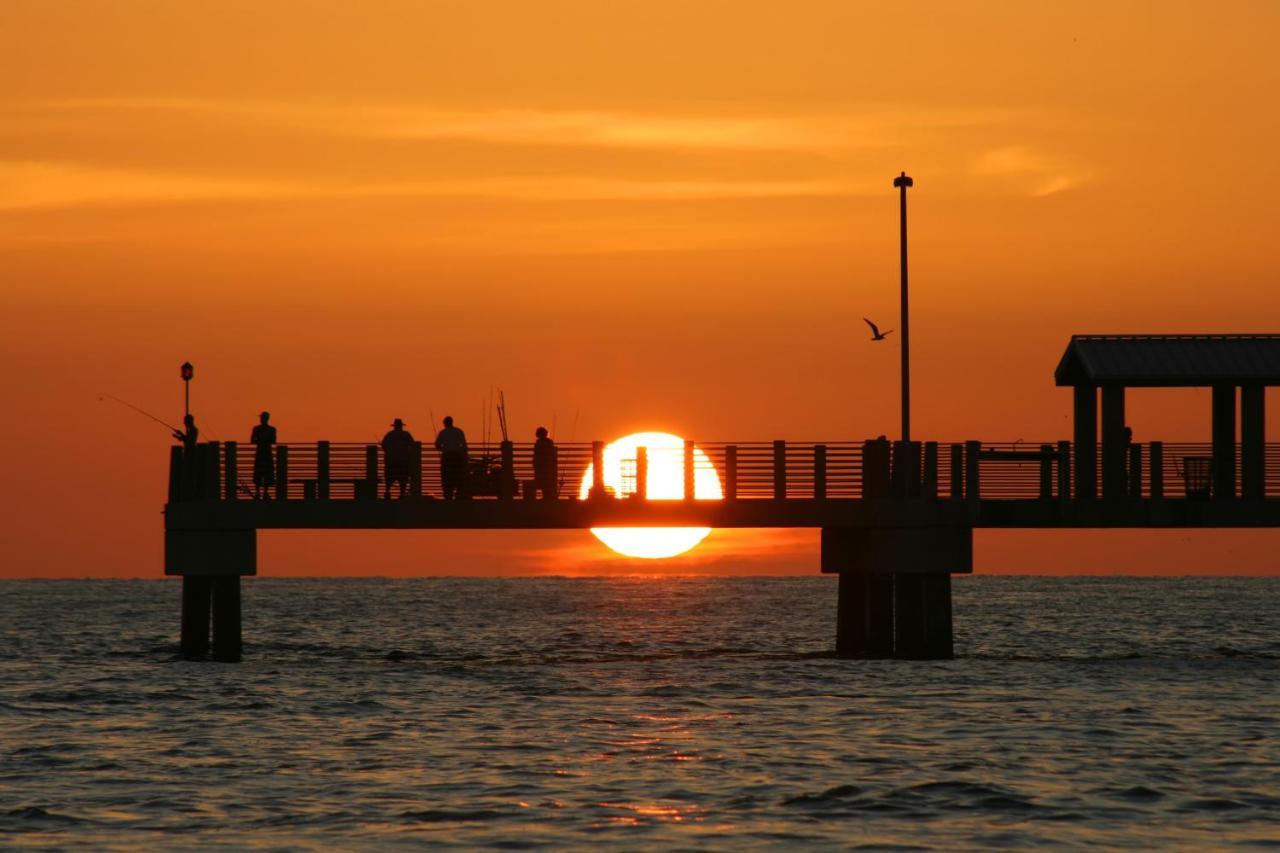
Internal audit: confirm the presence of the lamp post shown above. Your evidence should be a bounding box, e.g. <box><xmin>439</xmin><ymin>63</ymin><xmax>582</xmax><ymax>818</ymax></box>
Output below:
<box><xmin>893</xmin><ymin>171</ymin><xmax>913</xmax><ymax>442</ymax></box>
<box><xmin>180</xmin><ymin>362</ymin><xmax>194</xmax><ymax>418</ymax></box>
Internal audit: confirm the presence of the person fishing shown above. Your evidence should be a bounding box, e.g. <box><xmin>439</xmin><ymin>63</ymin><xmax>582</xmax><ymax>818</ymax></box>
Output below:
<box><xmin>250</xmin><ymin>411</ymin><xmax>277</xmax><ymax>500</ymax></box>
<box><xmin>435</xmin><ymin>415</ymin><xmax>468</xmax><ymax>500</ymax></box>
<box><xmin>381</xmin><ymin>418</ymin><xmax>416</xmax><ymax>500</ymax></box>
<box><xmin>533</xmin><ymin>426</ymin><xmax>558</xmax><ymax>500</ymax></box>
<box><xmin>173</xmin><ymin>414</ymin><xmax>199</xmax><ymax>452</ymax></box>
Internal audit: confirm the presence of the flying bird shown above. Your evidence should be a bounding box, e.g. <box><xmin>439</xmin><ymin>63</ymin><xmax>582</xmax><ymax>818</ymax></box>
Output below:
<box><xmin>863</xmin><ymin>318</ymin><xmax>893</xmax><ymax>341</ymax></box>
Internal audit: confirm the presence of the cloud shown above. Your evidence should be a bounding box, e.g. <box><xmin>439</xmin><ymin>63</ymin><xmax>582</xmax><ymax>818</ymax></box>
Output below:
<box><xmin>0</xmin><ymin>159</ymin><xmax>878</xmax><ymax>211</ymax></box>
<box><xmin>971</xmin><ymin>145</ymin><xmax>1092</xmax><ymax>196</ymax></box>
<box><xmin>0</xmin><ymin>160</ymin><xmax>289</xmax><ymax>210</ymax></box>
<box><xmin>518</xmin><ymin>527</ymin><xmax>817</xmax><ymax>575</ymax></box>
<box><xmin>31</xmin><ymin>97</ymin><xmax>1013</xmax><ymax>152</ymax></box>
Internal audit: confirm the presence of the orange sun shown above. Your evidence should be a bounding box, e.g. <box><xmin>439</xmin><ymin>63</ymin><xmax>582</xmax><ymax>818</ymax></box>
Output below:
<box><xmin>578</xmin><ymin>432</ymin><xmax>722</xmax><ymax>559</ymax></box>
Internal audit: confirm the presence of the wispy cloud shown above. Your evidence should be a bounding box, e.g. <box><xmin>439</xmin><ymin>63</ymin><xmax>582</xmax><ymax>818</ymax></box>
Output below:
<box><xmin>971</xmin><ymin>145</ymin><xmax>1091</xmax><ymax>196</ymax></box>
<box><xmin>0</xmin><ymin>159</ymin><xmax>875</xmax><ymax>211</ymax></box>
<box><xmin>33</xmin><ymin>97</ymin><xmax>1015</xmax><ymax>152</ymax></box>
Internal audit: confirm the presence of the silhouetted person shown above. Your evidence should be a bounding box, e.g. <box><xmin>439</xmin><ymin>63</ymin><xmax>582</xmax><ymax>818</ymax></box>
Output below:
<box><xmin>250</xmin><ymin>411</ymin><xmax>277</xmax><ymax>500</ymax></box>
<box><xmin>173</xmin><ymin>414</ymin><xmax>199</xmax><ymax>452</ymax></box>
<box><xmin>435</xmin><ymin>416</ymin><xmax>468</xmax><ymax>500</ymax></box>
<box><xmin>533</xmin><ymin>426</ymin><xmax>558</xmax><ymax>499</ymax></box>
<box><xmin>381</xmin><ymin>418</ymin><xmax>416</xmax><ymax>499</ymax></box>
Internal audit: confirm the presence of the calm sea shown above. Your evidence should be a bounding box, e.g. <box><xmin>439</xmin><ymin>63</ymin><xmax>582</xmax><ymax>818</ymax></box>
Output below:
<box><xmin>2</xmin><ymin>577</ymin><xmax>1278</xmax><ymax>849</ymax></box>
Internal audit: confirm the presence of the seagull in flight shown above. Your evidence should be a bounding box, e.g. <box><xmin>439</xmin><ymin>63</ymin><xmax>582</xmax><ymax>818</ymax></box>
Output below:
<box><xmin>863</xmin><ymin>317</ymin><xmax>893</xmax><ymax>341</ymax></box>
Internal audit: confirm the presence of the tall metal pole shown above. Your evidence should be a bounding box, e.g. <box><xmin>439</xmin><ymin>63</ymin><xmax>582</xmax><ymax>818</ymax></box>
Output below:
<box><xmin>893</xmin><ymin>171</ymin><xmax>913</xmax><ymax>442</ymax></box>
<box><xmin>180</xmin><ymin>362</ymin><xmax>193</xmax><ymax>420</ymax></box>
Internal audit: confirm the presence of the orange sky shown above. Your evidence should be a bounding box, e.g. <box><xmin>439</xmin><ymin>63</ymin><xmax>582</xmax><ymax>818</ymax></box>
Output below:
<box><xmin>3</xmin><ymin>1</ymin><xmax>1280</xmax><ymax>577</ymax></box>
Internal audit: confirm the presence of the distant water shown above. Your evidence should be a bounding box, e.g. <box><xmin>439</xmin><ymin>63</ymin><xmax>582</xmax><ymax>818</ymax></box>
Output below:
<box><xmin>2</xmin><ymin>577</ymin><xmax>1279</xmax><ymax>849</ymax></box>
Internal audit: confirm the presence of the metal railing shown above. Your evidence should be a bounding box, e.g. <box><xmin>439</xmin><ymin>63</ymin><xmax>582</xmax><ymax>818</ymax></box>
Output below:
<box><xmin>167</xmin><ymin>439</ymin><xmax>1280</xmax><ymax>503</ymax></box>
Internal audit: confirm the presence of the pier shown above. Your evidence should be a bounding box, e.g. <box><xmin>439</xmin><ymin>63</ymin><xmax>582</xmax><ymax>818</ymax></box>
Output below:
<box><xmin>164</xmin><ymin>335</ymin><xmax>1280</xmax><ymax>661</ymax></box>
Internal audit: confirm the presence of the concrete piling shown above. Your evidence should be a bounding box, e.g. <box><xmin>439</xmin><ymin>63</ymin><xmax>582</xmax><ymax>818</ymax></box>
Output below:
<box><xmin>180</xmin><ymin>576</ymin><xmax>212</xmax><ymax>659</ymax></box>
<box><xmin>210</xmin><ymin>577</ymin><xmax>242</xmax><ymax>662</ymax></box>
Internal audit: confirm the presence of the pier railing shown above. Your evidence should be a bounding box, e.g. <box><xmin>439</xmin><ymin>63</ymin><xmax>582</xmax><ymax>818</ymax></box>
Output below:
<box><xmin>167</xmin><ymin>440</ymin><xmax>1280</xmax><ymax>504</ymax></box>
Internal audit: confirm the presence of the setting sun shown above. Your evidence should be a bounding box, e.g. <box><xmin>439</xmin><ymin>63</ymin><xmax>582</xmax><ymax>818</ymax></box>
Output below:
<box><xmin>578</xmin><ymin>432</ymin><xmax>723</xmax><ymax>559</ymax></box>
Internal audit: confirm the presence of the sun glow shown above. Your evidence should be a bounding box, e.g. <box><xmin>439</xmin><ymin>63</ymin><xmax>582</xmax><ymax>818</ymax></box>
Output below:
<box><xmin>578</xmin><ymin>432</ymin><xmax>723</xmax><ymax>559</ymax></box>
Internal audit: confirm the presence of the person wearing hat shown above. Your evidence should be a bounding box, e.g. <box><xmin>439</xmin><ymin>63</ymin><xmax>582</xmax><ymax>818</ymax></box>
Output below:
<box><xmin>250</xmin><ymin>411</ymin><xmax>277</xmax><ymax>500</ymax></box>
<box><xmin>434</xmin><ymin>415</ymin><xmax>469</xmax><ymax>500</ymax></box>
<box><xmin>532</xmin><ymin>426</ymin><xmax>558</xmax><ymax>500</ymax></box>
<box><xmin>381</xmin><ymin>418</ymin><xmax>417</xmax><ymax>500</ymax></box>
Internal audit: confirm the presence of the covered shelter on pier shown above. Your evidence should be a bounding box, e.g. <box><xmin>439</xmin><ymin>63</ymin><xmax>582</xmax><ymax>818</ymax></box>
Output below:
<box><xmin>1055</xmin><ymin>334</ymin><xmax>1280</xmax><ymax>500</ymax></box>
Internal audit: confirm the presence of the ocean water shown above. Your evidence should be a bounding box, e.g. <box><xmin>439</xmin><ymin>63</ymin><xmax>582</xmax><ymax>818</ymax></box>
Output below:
<box><xmin>2</xmin><ymin>576</ymin><xmax>1278</xmax><ymax>849</ymax></box>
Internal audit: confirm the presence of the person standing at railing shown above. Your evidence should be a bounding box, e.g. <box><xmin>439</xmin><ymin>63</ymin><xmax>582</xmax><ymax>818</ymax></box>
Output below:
<box><xmin>250</xmin><ymin>411</ymin><xmax>277</xmax><ymax>500</ymax></box>
<box><xmin>382</xmin><ymin>418</ymin><xmax>416</xmax><ymax>499</ymax></box>
<box><xmin>533</xmin><ymin>426</ymin><xmax>558</xmax><ymax>500</ymax></box>
<box><xmin>435</xmin><ymin>415</ymin><xmax>468</xmax><ymax>500</ymax></box>
<box><xmin>172</xmin><ymin>414</ymin><xmax>199</xmax><ymax>452</ymax></box>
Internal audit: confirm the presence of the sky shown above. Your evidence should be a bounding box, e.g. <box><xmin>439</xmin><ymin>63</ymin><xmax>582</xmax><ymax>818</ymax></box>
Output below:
<box><xmin>3</xmin><ymin>1</ymin><xmax>1279</xmax><ymax>577</ymax></box>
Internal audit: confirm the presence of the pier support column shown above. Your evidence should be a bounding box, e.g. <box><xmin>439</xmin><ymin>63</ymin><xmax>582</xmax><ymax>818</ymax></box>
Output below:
<box><xmin>835</xmin><ymin>573</ymin><xmax>894</xmax><ymax>658</ymax></box>
<box><xmin>166</xmin><ymin>528</ymin><xmax>256</xmax><ymax>661</ymax></box>
<box><xmin>211</xmin><ymin>577</ymin><xmax>242</xmax><ymax>663</ymax></box>
<box><xmin>180</xmin><ymin>576</ymin><xmax>212</xmax><ymax>659</ymax></box>
<box><xmin>823</xmin><ymin>527</ymin><xmax>970</xmax><ymax>660</ymax></box>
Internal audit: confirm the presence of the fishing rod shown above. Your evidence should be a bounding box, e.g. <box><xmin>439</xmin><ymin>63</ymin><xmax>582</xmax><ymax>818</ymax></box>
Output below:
<box><xmin>100</xmin><ymin>393</ymin><xmax>259</xmax><ymax>497</ymax></box>
<box><xmin>99</xmin><ymin>393</ymin><xmax>180</xmax><ymax>433</ymax></box>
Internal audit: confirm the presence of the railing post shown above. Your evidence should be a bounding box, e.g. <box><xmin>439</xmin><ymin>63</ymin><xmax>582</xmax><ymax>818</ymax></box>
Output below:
<box><xmin>891</xmin><ymin>441</ymin><xmax>906</xmax><ymax>497</ymax></box>
<box><xmin>814</xmin><ymin>445</ymin><xmax>827</xmax><ymax>499</ymax></box>
<box><xmin>1039</xmin><ymin>444</ymin><xmax>1053</xmax><ymax>500</ymax></box>
<box><xmin>358</xmin><ymin>444</ymin><xmax>377</xmax><ymax>501</ymax></box>
<box><xmin>276</xmin><ymin>446</ymin><xmax>289</xmax><ymax>501</ymax></box>
<box><xmin>773</xmin><ymin>440</ymin><xmax>786</xmax><ymax>499</ymax></box>
<box><xmin>317</xmin><ymin>441</ymin><xmax>331</xmax><ymax>500</ymax></box>
<box><xmin>224</xmin><ymin>441</ymin><xmax>238</xmax><ymax>500</ymax></box>
<box><xmin>683</xmin><ymin>440</ymin><xmax>695</xmax><ymax>500</ymax></box>
<box><xmin>592</xmin><ymin>441</ymin><xmax>605</xmax><ymax>499</ymax></box>
<box><xmin>411</xmin><ymin>441</ymin><xmax>423</xmax><ymax>498</ymax></box>
<box><xmin>206</xmin><ymin>441</ymin><xmax>221</xmax><ymax>501</ymax></box>
<box><xmin>1128</xmin><ymin>444</ymin><xmax>1143</xmax><ymax>498</ymax></box>
<box><xmin>863</xmin><ymin>439</ymin><xmax>890</xmax><ymax>498</ymax></box>
<box><xmin>964</xmin><ymin>441</ymin><xmax>981</xmax><ymax>503</ymax></box>
<box><xmin>1150</xmin><ymin>441</ymin><xmax>1164</xmax><ymax>499</ymax></box>
<box><xmin>636</xmin><ymin>446</ymin><xmax>648</xmax><ymax>500</ymax></box>
<box><xmin>1057</xmin><ymin>441</ymin><xmax>1071</xmax><ymax>501</ymax></box>
<box><xmin>500</xmin><ymin>440</ymin><xmax>515</xmax><ymax>500</ymax></box>
<box><xmin>923</xmin><ymin>442</ymin><xmax>938</xmax><ymax>499</ymax></box>
<box><xmin>725</xmin><ymin>446</ymin><xmax>738</xmax><ymax>500</ymax></box>
<box><xmin>908</xmin><ymin>441</ymin><xmax>922</xmax><ymax>498</ymax></box>
<box><xmin>949</xmin><ymin>443</ymin><xmax>963</xmax><ymax>500</ymax></box>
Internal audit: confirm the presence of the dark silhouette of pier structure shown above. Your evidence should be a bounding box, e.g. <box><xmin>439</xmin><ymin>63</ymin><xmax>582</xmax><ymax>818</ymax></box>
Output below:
<box><xmin>165</xmin><ymin>335</ymin><xmax>1280</xmax><ymax>661</ymax></box>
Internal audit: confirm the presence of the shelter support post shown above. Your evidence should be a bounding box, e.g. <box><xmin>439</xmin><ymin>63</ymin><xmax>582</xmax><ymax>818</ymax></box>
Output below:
<box><xmin>1242</xmin><ymin>385</ymin><xmax>1265</xmax><ymax>500</ymax></box>
<box><xmin>1101</xmin><ymin>384</ymin><xmax>1126</xmax><ymax>499</ymax></box>
<box><xmin>1073</xmin><ymin>384</ymin><xmax>1097</xmax><ymax>499</ymax></box>
<box><xmin>1212</xmin><ymin>385</ymin><xmax>1237</xmax><ymax>499</ymax></box>
<box><xmin>1150</xmin><ymin>442</ymin><xmax>1164</xmax><ymax>499</ymax></box>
